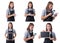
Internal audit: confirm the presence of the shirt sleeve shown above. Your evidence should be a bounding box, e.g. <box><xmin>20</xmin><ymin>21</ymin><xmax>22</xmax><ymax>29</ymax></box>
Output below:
<box><xmin>5</xmin><ymin>29</ymin><xmax>8</xmax><ymax>34</ymax></box>
<box><xmin>13</xmin><ymin>9</ymin><xmax>15</xmax><ymax>14</ymax></box>
<box><xmin>33</xmin><ymin>9</ymin><xmax>35</xmax><ymax>14</ymax></box>
<box><xmin>13</xmin><ymin>29</ymin><xmax>16</xmax><ymax>34</ymax></box>
<box><xmin>25</xmin><ymin>9</ymin><xmax>28</xmax><ymax>14</ymax></box>
<box><xmin>24</xmin><ymin>31</ymin><xmax>28</xmax><ymax>38</ymax></box>
<box><xmin>42</xmin><ymin>9</ymin><xmax>46</xmax><ymax>16</ymax></box>
<box><xmin>52</xmin><ymin>32</ymin><xmax>56</xmax><ymax>38</ymax></box>
<box><xmin>6</xmin><ymin>9</ymin><xmax>10</xmax><ymax>15</ymax></box>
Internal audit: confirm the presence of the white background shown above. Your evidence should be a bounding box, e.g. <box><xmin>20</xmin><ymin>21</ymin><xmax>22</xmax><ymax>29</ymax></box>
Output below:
<box><xmin>0</xmin><ymin>0</ymin><xmax>60</xmax><ymax>43</ymax></box>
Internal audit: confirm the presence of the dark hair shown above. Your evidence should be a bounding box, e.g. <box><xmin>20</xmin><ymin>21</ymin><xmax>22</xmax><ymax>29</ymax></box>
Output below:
<box><xmin>46</xmin><ymin>23</ymin><xmax>52</xmax><ymax>32</ymax></box>
<box><xmin>27</xmin><ymin>23</ymin><xmax>34</xmax><ymax>31</ymax></box>
<box><xmin>8</xmin><ymin>1</ymin><xmax>14</xmax><ymax>9</ymax></box>
<box><xmin>28</xmin><ymin>1</ymin><xmax>33</xmax><ymax>9</ymax></box>
<box><xmin>46</xmin><ymin>1</ymin><xmax>53</xmax><ymax>10</ymax></box>
<box><xmin>8</xmin><ymin>22</ymin><xmax>13</xmax><ymax>29</ymax></box>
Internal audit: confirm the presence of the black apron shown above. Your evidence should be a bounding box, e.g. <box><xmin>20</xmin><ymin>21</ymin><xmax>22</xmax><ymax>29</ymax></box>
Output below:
<box><xmin>26</xmin><ymin>9</ymin><xmax>35</xmax><ymax>21</ymax></box>
<box><xmin>8</xmin><ymin>9</ymin><xmax>15</xmax><ymax>21</ymax></box>
<box><xmin>44</xmin><ymin>32</ymin><xmax>53</xmax><ymax>43</ymax></box>
<box><xmin>6</xmin><ymin>29</ymin><xmax>15</xmax><ymax>43</ymax></box>
<box><xmin>26</xmin><ymin>31</ymin><xmax>33</xmax><ymax>43</ymax></box>
<box><xmin>43</xmin><ymin>10</ymin><xmax>53</xmax><ymax>21</ymax></box>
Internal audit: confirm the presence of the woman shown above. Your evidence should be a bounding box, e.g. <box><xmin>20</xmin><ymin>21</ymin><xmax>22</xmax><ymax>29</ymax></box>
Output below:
<box><xmin>41</xmin><ymin>1</ymin><xmax>57</xmax><ymax>21</ymax></box>
<box><xmin>6</xmin><ymin>1</ymin><xmax>16</xmax><ymax>21</ymax></box>
<box><xmin>5</xmin><ymin>22</ymin><xmax>16</xmax><ymax>43</ymax></box>
<box><xmin>24</xmin><ymin>23</ymin><xmax>35</xmax><ymax>43</ymax></box>
<box><xmin>25</xmin><ymin>1</ymin><xmax>36</xmax><ymax>22</ymax></box>
<box><xmin>39</xmin><ymin>23</ymin><xmax>56</xmax><ymax>43</ymax></box>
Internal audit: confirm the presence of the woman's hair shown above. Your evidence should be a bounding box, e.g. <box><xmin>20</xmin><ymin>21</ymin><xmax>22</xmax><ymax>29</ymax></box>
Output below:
<box><xmin>27</xmin><ymin>23</ymin><xmax>34</xmax><ymax>31</ymax></box>
<box><xmin>8</xmin><ymin>1</ymin><xmax>14</xmax><ymax>9</ymax></box>
<box><xmin>8</xmin><ymin>22</ymin><xmax>13</xmax><ymax>29</ymax></box>
<box><xmin>46</xmin><ymin>1</ymin><xmax>53</xmax><ymax>10</ymax></box>
<box><xmin>28</xmin><ymin>1</ymin><xmax>33</xmax><ymax>9</ymax></box>
<box><xmin>46</xmin><ymin>23</ymin><xmax>52</xmax><ymax>32</ymax></box>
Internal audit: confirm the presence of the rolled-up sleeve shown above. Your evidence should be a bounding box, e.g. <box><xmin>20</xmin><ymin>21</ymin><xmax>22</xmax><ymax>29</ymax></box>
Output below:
<box><xmin>42</xmin><ymin>9</ymin><xmax>46</xmax><ymax>16</ymax></box>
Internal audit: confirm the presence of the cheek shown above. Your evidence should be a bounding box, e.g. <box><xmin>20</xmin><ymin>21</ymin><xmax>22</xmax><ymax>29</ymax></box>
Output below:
<box><xmin>29</xmin><ymin>4</ymin><xmax>32</xmax><ymax>7</ymax></box>
<box><xmin>47</xmin><ymin>27</ymin><xmax>51</xmax><ymax>30</ymax></box>
<box><xmin>29</xmin><ymin>5</ymin><xmax>31</xmax><ymax>7</ymax></box>
<box><xmin>49</xmin><ymin>6</ymin><xmax>53</xmax><ymax>9</ymax></box>
<box><xmin>30</xmin><ymin>27</ymin><xmax>33</xmax><ymax>30</ymax></box>
<box><xmin>10</xmin><ymin>4</ymin><xmax>13</xmax><ymax>7</ymax></box>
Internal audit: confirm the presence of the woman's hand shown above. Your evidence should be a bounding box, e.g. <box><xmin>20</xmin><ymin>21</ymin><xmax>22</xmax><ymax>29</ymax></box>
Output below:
<box><xmin>38</xmin><ymin>35</ymin><xmax>41</xmax><ymax>39</ymax></box>
<box><xmin>12</xmin><ymin>14</ymin><xmax>16</xmax><ymax>16</ymax></box>
<box><xmin>42</xmin><ymin>30</ymin><xmax>46</xmax><ymax>32</ymax></box>
<box><xmin>30</xmin><ymin>36</ymin><xmax>34</xmax><ymax>39</ymax></box>
<box><xmin>54</xmin><ymin>13</ymin><xmax>58</xmax><ymax>17</ymax></box>
<box><xmin>47</xmin><ymin>13</ymin><xmax>52</xmax><ymax>16</ymax></box>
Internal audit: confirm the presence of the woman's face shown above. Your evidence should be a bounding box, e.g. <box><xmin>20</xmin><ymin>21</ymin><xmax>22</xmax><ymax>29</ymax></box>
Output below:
<box><xmin>8</xmin><ymin>24</ymin><xmax>12</xmax><ymax>29</ymax></box>
<box><xmin>10</xmin><ymin>3</ymin><xmax>14</xmax><ymax>8</ymax></box>
<box><xmin>28</xmin><ymin>3</ymin><xmax>32</xmax><ymax>8</ymax></box>
<box><xmin>29</xmin><ymin>25</ymin><xmax>34</xmax><ymax>31</ymax></box>
<box><xmin>46</xmin><ymin>24</ymin><xmax>51</xmax><ymax>31</ymax></box>
<box><xmin>49</xmin><ymin>4</ymin><xmax>53</xmax><ymax>10</ymax></box>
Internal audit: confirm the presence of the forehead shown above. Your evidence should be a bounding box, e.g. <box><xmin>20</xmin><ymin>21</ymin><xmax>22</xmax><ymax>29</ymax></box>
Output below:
<box><xmin>8</xmin><ymin>23</ymin><xmax>12</xmax><ymax>25</ymax></box>
<box><xmin>49</xmin><ymin>4</ymin><xmax>53</xmax><ymax>6</ymax></box>
<box><xmin>46</xmin><ymin>24</ymin><xmax>51</xmax><ymax>26</ymax></box>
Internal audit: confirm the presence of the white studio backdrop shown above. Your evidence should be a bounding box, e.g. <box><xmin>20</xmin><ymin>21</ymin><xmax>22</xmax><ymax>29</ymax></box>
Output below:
<box><xmin>0</xmin><ymin>0</ymin><xmax>60</xmax><ymax>43</ymax></box>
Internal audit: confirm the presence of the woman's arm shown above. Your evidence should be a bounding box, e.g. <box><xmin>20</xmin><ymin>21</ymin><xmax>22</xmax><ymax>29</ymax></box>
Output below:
<box><xmin>30</xmin><ymin>14</ymin><xmax>35</xmax><ymax>16</ymax></box>
<box><xmin>24</xmin><ymin>14</ymin><xmax>29</xmax><ymax>17</ymax></box>
<box><xmin>13</xmin><ymin>29</ymin><xmax>16</xmax><ymax>38</ymax></box>
<box><xmin>6</xmin><ymin>14</ymin><xmax>16</xmax><ymax>18</ymax></box>
<box><xmin>49</xmin><ymin>37</ymin><xmax>56</xmax><ymax>41</ymax></box>
<box><xmin>38</xmin><ymin>35</ymin><xmax>41</xmax><ymax>39</ymax></box>
<box><xmin>6</xmin><ymin>9</ymin><xmax>16</xmax><ymax>18</ymax></box>
<box><xmin>41</xmin><ymin>9</ymin><xmax>52</xmax><ymax>20</ymax></box>
<box><xmin>49</xmin><ymin>32</ymin><xmax>56</xmax><ymax>41</ymax></box>
<box><xmin>41</xmin><ymin>13</ymin><xmax>52</xmax><ymax>20</ymax></box>
<box><xmin>24</xmin><ymin>36</ymin><xmax>34</xmax><ymax>41</ymax></box>
<box><xmin>5</xmin><ymin>34</ymin><xmax>7</xmax><ymax>38</ymax></box>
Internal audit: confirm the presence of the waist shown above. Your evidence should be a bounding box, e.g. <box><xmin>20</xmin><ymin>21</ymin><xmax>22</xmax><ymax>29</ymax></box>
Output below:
<box><xmin>26</xmin><ymin>39</ymin><xmax>33</xmax><ymax>43</ymax></box>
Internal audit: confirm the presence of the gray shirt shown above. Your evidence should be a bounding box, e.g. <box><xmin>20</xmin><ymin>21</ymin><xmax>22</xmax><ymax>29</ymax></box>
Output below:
<box><xmin>24</xmin><ymin>30</ymin><xmax>33</xmax><ymax>38</ymax></box>
<box><xmin>5</xmin><ymin>29</ymin><xmax>16</xmax><ymax>34</ymax></box>
<box><xmin>6</xmin><ymin>8</ymin><xmax>15</xmax><ymax>15</ymax></box>
<box><xmin>49</xmin><ymin>32</ymin><xmax>56</xmax><ymax>38</ymax></box>
<box><xmin>5</xmin><ymin>29</ymin><xmax>16</xmax><ymax>40</ymax></box>
<box><xmin>42</xmin><ymin>9</ymin><xmax>54</xmax><ymax>16</ymax></box>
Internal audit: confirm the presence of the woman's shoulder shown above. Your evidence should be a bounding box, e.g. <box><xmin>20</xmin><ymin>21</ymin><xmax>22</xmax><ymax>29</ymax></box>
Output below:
<box><xmin>43</xmin><ymin>9</ymin><xmax>46</xmax><ymax>11</ymax></box>
<box><xmin>25</xmin><ymin>30</ymin><xmax>29</xmax><ymax>32</ymax></box>
<box><xmin>25</xmin><ymin>30</ymin><xmax>29</xmax><ymax>34</ymax></box>
<box><xmin>13</xmin><ymin>29</ymin><xmax>15</xmax><ymax>31</ymax></box>
<box><xmin>6</xmin><ymin>8</ymin><xmax>9</xmax><ymax>11</ymax></box>
<box><xmin>52</xmin><ymin>32</ymin><xmax>55</xmax><ymax>34</ymax></box>
<box><xmin>33</xmin><ymin>9</ymin><xmax>35</xmax><ymax>11</ymax></box>
<box><xmin>26</xmin><ymin>8</ymin><xmax>28</xmax><ymax>10</ymax></box>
